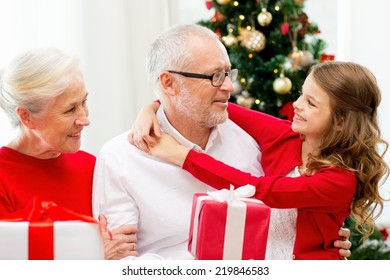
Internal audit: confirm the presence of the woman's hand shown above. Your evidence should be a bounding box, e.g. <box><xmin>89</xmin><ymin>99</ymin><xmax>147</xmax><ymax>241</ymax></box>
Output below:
<box><xmin>147</xmin><ymin>133</ymin><xmax>190</xmax><ymax>167</ymax></box>
<box><xmin>99</xmin><ymin>214</ymin><xmax>138</xmax><ymax>260</ymax></box>
<box><xmin>128</xmin><ymin>102</ymin><xmax>161</xmax><ymax>154</ymax></box>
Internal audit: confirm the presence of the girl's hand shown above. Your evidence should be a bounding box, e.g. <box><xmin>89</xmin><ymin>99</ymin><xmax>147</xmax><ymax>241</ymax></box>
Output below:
<box><xmin>147</xmin><ymin>133</ymin><xmax>190</xmax><ymax>167</ymax></box>
<box><xmin>128</xmin><ymin>102</ymin><xmax>161</xmax><ymax>154</ymax></box>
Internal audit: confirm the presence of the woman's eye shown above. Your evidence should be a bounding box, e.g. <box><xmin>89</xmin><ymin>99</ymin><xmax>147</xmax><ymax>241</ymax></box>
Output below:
<box><xmin>65</xmin><ymin>107</ymin><xmax>76</xmax><ymax>113</ymax></box>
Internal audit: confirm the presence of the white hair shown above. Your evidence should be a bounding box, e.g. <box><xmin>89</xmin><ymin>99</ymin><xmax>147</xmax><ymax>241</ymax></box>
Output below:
<box><xmin>145</xmin><ymin>24</ymin><xmax>219</xmax><ymax>95</ymax></box>
<box><xmin>0</xmin><ymin>47</ymin><xmax>83</xmax><ymax>127</ymax></box>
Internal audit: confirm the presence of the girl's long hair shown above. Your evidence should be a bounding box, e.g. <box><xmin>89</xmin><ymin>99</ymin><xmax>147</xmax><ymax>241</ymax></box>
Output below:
<box><xmin>307</xmin><ymin>61</ymin><xmax>389</xmax><ymax>240</ymax></box>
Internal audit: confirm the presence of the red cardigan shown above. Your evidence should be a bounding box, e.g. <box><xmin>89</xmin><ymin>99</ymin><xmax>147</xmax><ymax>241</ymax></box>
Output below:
<box><xmin>182</xmin><ymin>103</ymin><xmax>356</xmax><ymax>259</ymax></box>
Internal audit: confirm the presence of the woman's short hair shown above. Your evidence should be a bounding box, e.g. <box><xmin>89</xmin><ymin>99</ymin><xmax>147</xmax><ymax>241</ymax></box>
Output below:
<box><xmin>0</xmin><ymin>47</ymin><xmax>83</xmax><ymax>127</ymax></box>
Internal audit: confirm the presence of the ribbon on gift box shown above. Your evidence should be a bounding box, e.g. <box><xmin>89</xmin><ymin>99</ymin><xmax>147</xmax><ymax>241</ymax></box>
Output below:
<box><xmin>190</xmin><ymin>185</ymin><xmax>263</xmax><ymax>259</ymax></box>
<box><xmin>1</xmin><ymin>196</ymin><xmax>98</xmax><ymax>260</ymax></box>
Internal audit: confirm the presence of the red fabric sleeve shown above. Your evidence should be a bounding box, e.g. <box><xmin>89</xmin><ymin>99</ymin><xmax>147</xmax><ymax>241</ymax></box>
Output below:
<box><xmin>183</xmin><ymin>149</ymin><xmax>356</xmax><ymax>212</ymax></box>
<box><xmin>227</xmin><ymin>102</ymin><xmax>292</xmax><ymax>150</ymax></box>
<box><xmin>226</xmin><ymin>103</ymin><xmax>302</xmax><ymax>176</ymax></box>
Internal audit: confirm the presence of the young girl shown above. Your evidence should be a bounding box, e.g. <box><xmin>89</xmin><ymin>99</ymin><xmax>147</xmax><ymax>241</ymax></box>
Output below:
<box><xmin>130</xmin><ymin>61</ymin><xmax>389</xmax><ymax>259</ymax></box>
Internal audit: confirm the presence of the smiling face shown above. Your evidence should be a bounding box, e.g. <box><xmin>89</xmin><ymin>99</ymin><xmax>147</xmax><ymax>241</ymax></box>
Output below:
<box><xmin>292</xmin><ymin>73</ymin><xmax>332</xmax><ymax>144</ymax></box>
<box><xmin>27</xmin><ymin>79</ymin><xmax>90</xmax><ymax>156</ymax></box>
<box><xmin>173</xmin><ymin>36</ymin><xmax>234</xmax><ymax>128</ymax></box>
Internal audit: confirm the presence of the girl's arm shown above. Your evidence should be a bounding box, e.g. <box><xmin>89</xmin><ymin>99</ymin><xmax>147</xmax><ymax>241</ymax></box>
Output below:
<box><xmin>182</xmin><ymin>149</ymin><xmax>356</xmax><ymax>212</ymax></box>
<box><xmin>145</xmin><ymin>132</ymin><xmax>356</xmax><ymax>212</ymax></box>
<box><xmin>227</xmin><ymin>102</ymin><xmax>292</xmax><ymax>151</ymax></box>
<box><xmin>129</xmin><ymin>101</ymin><xmax>291</xmax><ymax>154</ymax></box>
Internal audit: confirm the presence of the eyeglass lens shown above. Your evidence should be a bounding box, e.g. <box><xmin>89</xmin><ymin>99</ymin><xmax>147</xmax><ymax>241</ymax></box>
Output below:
<box><xmin>212</xmin><ymin>70</ymin><xmax>238</xmax><ymax>86</ymax></box>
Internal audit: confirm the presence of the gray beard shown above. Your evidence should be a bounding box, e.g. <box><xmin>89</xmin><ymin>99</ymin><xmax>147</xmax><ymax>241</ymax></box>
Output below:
<box><xmin>175</xmin><ymin>83</ymin><xmax>228</xmax><ymax>128</ymax></box>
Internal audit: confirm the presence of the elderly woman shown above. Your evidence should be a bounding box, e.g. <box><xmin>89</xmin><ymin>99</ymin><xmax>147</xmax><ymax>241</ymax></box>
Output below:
<box><xmin>0</xmin><ymin>47</ymin><xmax>137</xmax><ymax>259</ymax></box>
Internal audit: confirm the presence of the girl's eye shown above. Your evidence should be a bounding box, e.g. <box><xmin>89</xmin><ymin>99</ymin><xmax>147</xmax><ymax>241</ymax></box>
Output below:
<box><xmin>308</xmin><ymin>99</ymin><xmax>315</xmax><ymax>107</ymax></box>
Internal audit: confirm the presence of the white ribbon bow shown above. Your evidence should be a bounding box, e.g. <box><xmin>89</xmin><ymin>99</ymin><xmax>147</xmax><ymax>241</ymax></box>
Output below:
<box><xmin>207</xmin><ymin>184</ymin><xmax>256</xmax><ymax>203</ymax></box>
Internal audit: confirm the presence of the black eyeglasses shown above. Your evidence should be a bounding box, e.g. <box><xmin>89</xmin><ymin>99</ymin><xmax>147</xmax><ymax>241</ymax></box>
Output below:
<box><xmin>168</xmin><ymin>69</ymin><xmax>238</xmax><ymax>87</ymax></box>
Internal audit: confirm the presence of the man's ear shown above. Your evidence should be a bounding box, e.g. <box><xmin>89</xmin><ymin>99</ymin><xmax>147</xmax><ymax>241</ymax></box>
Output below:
<box><xmin>16</xmin><ymin>107</ymin><xmax>35</xmax><ymax>129</ymax></box>
<box><xmin>159</xmin><ymin>72</ymin><xmax>176</xmax><ymax>97</ymax></box>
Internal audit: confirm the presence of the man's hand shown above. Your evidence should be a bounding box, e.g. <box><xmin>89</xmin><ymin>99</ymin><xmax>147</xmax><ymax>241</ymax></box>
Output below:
<box><xmin>99</xmin><ymin>214</ymin><xmax>138</xmax><ymax>260</ymax></box>
<box><xmin>334</xmin><ymin>227</ymin><xmax>352</xmax><ymax>258</ymax></box>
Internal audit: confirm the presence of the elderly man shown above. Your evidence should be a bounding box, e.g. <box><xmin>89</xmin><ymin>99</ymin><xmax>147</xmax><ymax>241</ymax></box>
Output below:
<box><xmin>92</xmin><ymin>24</ymin><xmax>350</xmax><ymax>259</ymax></box>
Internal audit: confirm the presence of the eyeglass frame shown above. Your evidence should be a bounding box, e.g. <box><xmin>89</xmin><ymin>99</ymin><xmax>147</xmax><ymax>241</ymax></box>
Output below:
<box><xmin>167</xmin><ymin>69</ymin><xmax>238</xmax><ymax>87</ymax></box>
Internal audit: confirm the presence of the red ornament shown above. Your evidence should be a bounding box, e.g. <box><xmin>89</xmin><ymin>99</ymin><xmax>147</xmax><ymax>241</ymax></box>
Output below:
<box><xmin>281</xmin><ymin>22</ymin><xmax>289</xmax><ymax>35</ymax></box>
<box><xmin>212</xmin><ymin>11</ymin><xmax>225</xmax><ymax>22</ymax></box>
<box><xmin>215</xmin><ymin>27</ymin><xmax>221</xmax><ymax>37</ymax></box>
<box><xmin>205</xmin><ymin>0</ymin><xmax>213</xmax><ymax>10</ymax></box>
<box><xmin>379</xmin><ymin>227</ymin><xmax>389</xmax><ymax>240</ymax></box>
<box><xmin>279</xmin><ymin>101</ymin><xmax>294</xmax><ymax>121</ymax></box>
<box><xmin>320</xmin><ymin>53</ymin><xmax>335</xmax><ymax>62</ymax></box>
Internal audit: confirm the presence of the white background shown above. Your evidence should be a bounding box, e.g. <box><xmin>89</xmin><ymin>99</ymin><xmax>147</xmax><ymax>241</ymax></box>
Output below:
<box><xmin>0</xmin><ymin>0</ymin><xmax>389</xmax><ymax>224</ymax></box>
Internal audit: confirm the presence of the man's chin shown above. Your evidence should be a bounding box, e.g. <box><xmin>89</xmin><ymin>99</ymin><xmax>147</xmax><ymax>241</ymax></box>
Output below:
<box><xmin>205</xmin><ymin>112</ymin><xmax>228</xmax><ymax>127</ymax></box>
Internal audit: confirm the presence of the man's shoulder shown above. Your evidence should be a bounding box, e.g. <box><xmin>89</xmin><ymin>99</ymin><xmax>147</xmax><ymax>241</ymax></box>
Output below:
<box><xmin>99</xmin><ymin>130</ymin><xmax>132</xmax><ymax>153</ymax></box>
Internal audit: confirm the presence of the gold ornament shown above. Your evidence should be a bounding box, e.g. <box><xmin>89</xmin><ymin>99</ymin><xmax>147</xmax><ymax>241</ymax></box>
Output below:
<box><xmin>299</xmin><ymin>50</ymin><xmax>314</xmax><ymax>67</ymax></box>
<box><xmin>257</xmin><ymin>8</ymin><xmax>273</xmax><ymax>27</ymax></box>
<box><xmin>222</xmin><ymin>34</ymin><xmax>238</xmax><ymax>47</ymax></box>
<box><xmin>288</xmin><ymin>46</ymin><xmax>303</xmax><ymax>70</ymax></box>
<box><xmin>216</xmin><ymin>0</ymin><xmax>231</xmax><ymax>5</ymax></box>
<box><xmin>239</xmin><ymin>29</ymin><xmax>266</xmax><ymax>52</ymax></box>
<box><xmin>237</xmin><ymin>91</ymin><xmax>255</xmax><ymax>108</ymax></box>
<box><xmin>273</xmin><ymin>73</ymin><xmax>292</xmax><ymax>94</ymax></box>
<box><xmin>294</xmin><ymin>0</ymin><xmax>305</xmax><ymax>6</ymax></box>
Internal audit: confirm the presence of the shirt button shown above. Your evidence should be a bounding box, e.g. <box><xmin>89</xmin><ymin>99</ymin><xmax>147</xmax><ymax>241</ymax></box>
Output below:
<box><xmin>292</xmin><ymin>254</ymin><xmax>296</xmax><ymax>260</ymax></box>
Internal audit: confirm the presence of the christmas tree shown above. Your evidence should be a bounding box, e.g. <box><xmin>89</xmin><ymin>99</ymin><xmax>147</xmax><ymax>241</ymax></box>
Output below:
<box><xmin>199</xmin><ymin>0</ymin><xmax>329</xmax><ymax>119</ymax></box>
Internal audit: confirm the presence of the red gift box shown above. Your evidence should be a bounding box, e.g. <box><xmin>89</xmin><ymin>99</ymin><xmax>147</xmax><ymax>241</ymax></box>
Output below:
<box><xmin>0</xmin><ymin>196</ymin><xmax>104</xmax><ymax>260</ymax></box>
<box><xmin>188</xmin><ymin>185</ymin><xmax>270</xmax><ymax>260</ymax></box>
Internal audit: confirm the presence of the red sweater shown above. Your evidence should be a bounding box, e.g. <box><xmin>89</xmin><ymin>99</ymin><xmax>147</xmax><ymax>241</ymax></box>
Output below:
<box><xmin>182</xmin><ymin>103</ymin><xmax>356</xmax><ymax>260</ymax></box>
<box><xmin>0</xmin><ymin>147</ymin><xmax>95</xmax><ymax>217</ymax></box>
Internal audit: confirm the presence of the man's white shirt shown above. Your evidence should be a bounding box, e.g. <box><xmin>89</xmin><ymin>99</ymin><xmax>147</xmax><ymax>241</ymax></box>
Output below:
<box><xmin>92</xmin><ymin>106</ymin><xmax>263</xmax><ymax>259</ymax></box>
